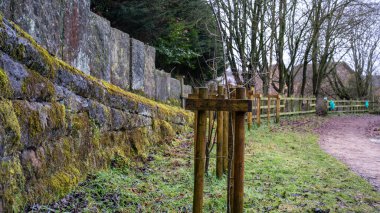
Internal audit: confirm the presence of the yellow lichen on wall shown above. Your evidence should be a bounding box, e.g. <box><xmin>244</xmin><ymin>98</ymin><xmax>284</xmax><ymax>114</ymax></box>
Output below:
<box><xmin>0</xmin><ymin>156</ymin><xmax>25</xmax><ymax>212</ymax></box>
<box><xmin>48</xmin><ymin>102</ymin><xmax>66</xmax><ymax>129</ymax></box>
<box><xmin>21</xmin><ymin>69</ymin><xmax>56</xmax><ymax>102</ymax></box>
<box><xmin>49</xmin><ymin>165</ymin><xmax>81</xmax><ymax>197</ymax></box>
<box><xmin>0</xmin><ymin>68</ymin><xmax>13</xmax><ymax>98</ymax></box>
<box><xmin>12</xmin><ymin>101</ymin><xmax>43</xmax><ymax>138</ymax></box>
<box><xmin>9</xmin><ymin>21</ymin><xmax>58</xmax><ymax>78</ymax></box>
<box><xmin>0</xmin><ymin>100</ymin><xmax>22</xmax><ymax>155</ymax></box>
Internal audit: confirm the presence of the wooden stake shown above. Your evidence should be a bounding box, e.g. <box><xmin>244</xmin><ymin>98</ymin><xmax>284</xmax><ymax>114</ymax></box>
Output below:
<box><xmin>193</xmin><ymin>87</ymin><xmax>208</xmax><ymax>213</ymax></box>
<box><xmin>276</xmin><ymin>95</ymin><xmax>280</xmax><ymax>123</ymax></box>
<box><xmin>233</xmin><ymin>87</ymin><xmax>246</xmax><ymax>213</ymax></box>
<box><xmin>216</xmin><ymin>85</ymin><xmax>224</xmax><ymax>179</ymax></box>
<box><xmin>267</xmin><ymin>96</ymin><xmax>271</xmax><ymax>126</ymax></box>
<box><xmin>256</xmin><ymin>95</ymin><xmax>261</xmax><ymax>127</ymax></box>
<box><xmin>189</xmin><ymin>91</ymin><xmax>200</xmax><ymax>158</ymax></box>
<box><xmin>228</xmin><ymin>88</ymin><xmax>236</xmax><ymax>212</ymax></box>
<box><xmin>223</xmin><ymin>110</ymin><xmax>228</xmax><ymax>172</ymax></box>
<box><xmin>247</xmin><ymin>88</ymin><xmax>254</xmax><ymax>130</ymax></box>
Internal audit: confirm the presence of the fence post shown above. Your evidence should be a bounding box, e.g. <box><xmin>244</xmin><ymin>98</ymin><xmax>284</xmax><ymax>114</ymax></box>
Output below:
<box><xmin>228</xmin><ymin>87</ymin><xmax>236</xmax><ymax>212</ymax></box>
<box><xmin>223</xmin><ymin>109</ymin><xmax>228</xmax><ymax>173</ymax></box>
<box><xmin>189</xmin><ymin>89</ymin><xmax>200</xmax><ymax>158</ymax></box>
<box><xmin>208</xmin><ymin>87</ymin><xmax>215</xmax><ymax>142</ymax></box>
<box><xmin>193</xmin><ymin>87</ymin><xmax>208</xmax><ymax>213</ymax></box>
<box><xmin>233</xmin><ymin>87</ymin><xmax>246</xmax><ymax>213</ymax></box>
<box><xmin>267</xmin><ymin>96</ymin><xmax>271</xmax><ymax>125</ymax></box>
<box><xmin>256</xmin><ymin>94</ymin><xmax>261</xmax><ymax>127</ymax></box>
<box><xmin>247</xmin><ymin>88</ymin><xmax>253</xmax><ymax>130</ymax></box>
<box><xmin>223</xmin><ymin>89</ymin><xmax>229</xmax><ymax>173</ymax></box>
<box><xmin>216</xmin><ymin>85</ymin><xmax>224</xmax><ymax>179</ymax></box>
<box><xmin>276</xmin><ymin>95</ymin><xmax>280</xmax><ymax>123</ymax></box>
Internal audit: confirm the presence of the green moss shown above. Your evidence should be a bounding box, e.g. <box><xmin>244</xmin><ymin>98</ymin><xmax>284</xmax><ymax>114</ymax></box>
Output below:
<box><xmin>153</xmin><ymin>119</ymin><xmax>175</xmax><ymax>139</ymax></box>
<box><xmin>10</xmin><ymin>43</ymin><xmax>26</xmax><ymax>61</ymax></box>
<box><xmin>0</xmin><ymin>67</ymin><xmax>13</xmax><ymax>98</ymax></box>
<box><xmin>0</xmin><ymin>156</ymin><xmax>25</xmax><ymax>212</ymax></box>
<box><xmin>90</xmin><ymin>120</ymin><xmax>101</xmax><ymax>149</ymax></box>
<box><xmin>21</xmin><ymin>69</ymin><xmax>55</xmax><ymax>102</ymax></box>
<box><xmin>129</xmin><ymin>127</ymin><xmax>150</xmax><ymax>158</ymax></box>
<box><xmin>48</xmin><ymin>165</ymin><xmax>81</xmax><ymax>197</ymax></box>
<box><xmin>71</xmin><ymin>113</ymin><xmax>90</xmax><ymax>134</ymax></box>
<box><xmin>13</xmin><ymin>101</ymin><xmax>43</xmax><ymax>137</ymax></box>
<box><xmin>10</xmin><ymin>21</ymin><xmax>58</xmax><ymax>78</ymax></box>
<box><xmin>0</xmin><ymin>101</ymin><xmax>22</xmax><ymax>155</ymax></box>
<box><xmin>48</xmin><ymin>102</ymin><xmax>66</xmax><ymax>129</ymax></box>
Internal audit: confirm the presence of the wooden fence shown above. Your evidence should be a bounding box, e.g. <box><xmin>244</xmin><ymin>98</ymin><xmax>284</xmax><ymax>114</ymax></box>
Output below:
<box><xmin>247</xmin><ymin>94</ymin><xmax>371</xmax><ymax>126</ymax></box>
<box><xmin>184</xmin><ymin>86</ymin><xmax>375</xmax><ymax>213</ymax></box>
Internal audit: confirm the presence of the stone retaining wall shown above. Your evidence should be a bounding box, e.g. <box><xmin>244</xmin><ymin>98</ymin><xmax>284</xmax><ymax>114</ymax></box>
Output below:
<box><xmin>0</xmin><ymin>0</ymin><xmax>191</xmax><ymax>102</ymax></box>
<box><xmin>0</xmin><ymin>16</ymin><xmax>191</xmax><ymax>211</ymax></box>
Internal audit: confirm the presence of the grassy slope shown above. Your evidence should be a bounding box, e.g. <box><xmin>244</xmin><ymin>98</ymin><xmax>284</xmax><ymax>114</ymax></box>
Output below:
<box><xmin>30</xmin><ymin>119</ymin><xmax>380</xmax><ymax>212</ymax></box>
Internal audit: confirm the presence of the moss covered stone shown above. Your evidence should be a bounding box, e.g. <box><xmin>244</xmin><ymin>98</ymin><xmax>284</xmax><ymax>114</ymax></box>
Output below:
<box><xmin>10</xmin><ymin>21</ymin><xmax>58</xmax><ymax>79</ymax></box>
<box><xmin>49</xmin><ymin>165</ymin><xmax>81</xmax><ymax>197</ymax></box>
<box><xmin>0</xmin><ymin>68</ymin><xmax>13</xmax><ymax>99</ymax></box>
<box><xmin>10</xmin><ymin>44</ymin><xmax>26</xmax><ymax>61</ymax></box>
<box><xmin>21</xmin><ymin>69</ymin><xmax>55</xmax><ymax>102</ymax></box>
<box><xmin>0</xmin><ymin>156</ymin><xmax>25</xmax><ymax>212</ymax></box>
<box><xmin>47</xmin><ymin>102</ymin><xmax>66</xmax><ymax>130</ymax></box>
<box><xmin>13</xmin><ymin>101</ymin><xmax>43</xmax><ymax>139</ymax></box>
<box><xmin>0</xmin><ymin>101</ymin><xmax>22</xmax><ymax>156</ymax></box>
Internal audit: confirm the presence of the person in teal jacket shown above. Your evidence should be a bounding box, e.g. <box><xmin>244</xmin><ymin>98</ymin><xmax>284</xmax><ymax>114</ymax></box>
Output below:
<box><xmin>365</xmin><ymin>100</ymin><xmax>369</xmax><ymax>109</ymax></box>
<box><xmin>329</xmin><ymin>99</ymin><xmax>335</xmax><ymax>111</ymax></box>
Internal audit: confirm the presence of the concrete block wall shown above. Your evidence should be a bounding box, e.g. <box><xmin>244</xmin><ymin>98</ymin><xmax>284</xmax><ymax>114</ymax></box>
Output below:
<box><xmin>0</xmin><ymin>0</ymin><xmax>191</xmax><ymax>102</ymax></box>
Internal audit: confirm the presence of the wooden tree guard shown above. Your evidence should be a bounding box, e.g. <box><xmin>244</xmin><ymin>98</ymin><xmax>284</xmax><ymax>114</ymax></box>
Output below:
<box><xmin>223</xmin><ymin>87</ymin><xmax>229</xmax><ymax>173</ymax></box>
<box><xmin>185</xmin><ymin>87</ymin><xmax>251</xmax><ymax>213</ymax></box>
<box><xmin>216</xmin><ymin>85</ymin><xmax>224</xmax><ymax>178</ymax></box>
<box><xmin>192</xmin><ymin>88</ymin><xmax>208</xmax><ymax>213</ymax></box>
<box><xmin>247</xmin><ymin>87</ymin><xmax>254</xmax><ymax>130</ymax></box>
<box><xmin>188</xmin><ymin>92</ymin><xmax>199</xmax><ymax>157</ymax></box>
<box><xmin>233</xmin><ymin>87</ymin><xmax>247</xmax><ymax>213</ymax></box>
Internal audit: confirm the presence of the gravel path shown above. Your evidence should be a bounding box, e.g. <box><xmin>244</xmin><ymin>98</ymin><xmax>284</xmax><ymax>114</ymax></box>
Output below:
<box><xmin>318</xmin><ymin>115</ymin><xmax>380</xmax><ymax>191</ymax></box>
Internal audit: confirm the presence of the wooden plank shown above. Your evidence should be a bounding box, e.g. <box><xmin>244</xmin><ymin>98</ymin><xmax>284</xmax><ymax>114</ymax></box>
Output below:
<box><xmin>193</xmin><ymin>88</ymin><xmax>208</xmax><ymax>213</ymax></box>
<box><xmin>185</xmin><ymin>98</ymin><xmax>252</xmax><ymax>112</ymax></box>
<box><xmin>283</xmin><ymin>97</ymin><xmax>316</xmax><ymax>101</ymax></box>
<box><xmin>233</xmin><ymin>87</ymin><xmax>246</xmax><ymax>213</ymax></box>
<box><xmin>280</xmin><ymin>110</ymin><xmax>316</xmax><ymax>116</ymax></box>
<box><xmin>216</xmin><ymin>86</ymin><xmax>224</xmax><ymax>179</ymax></box>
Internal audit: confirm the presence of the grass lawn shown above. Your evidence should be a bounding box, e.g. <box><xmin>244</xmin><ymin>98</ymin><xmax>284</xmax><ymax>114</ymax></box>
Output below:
<box><xmin>30</xmin><ymin>118</ymin><xmax>380</xmax><ymax>212</ymax></box>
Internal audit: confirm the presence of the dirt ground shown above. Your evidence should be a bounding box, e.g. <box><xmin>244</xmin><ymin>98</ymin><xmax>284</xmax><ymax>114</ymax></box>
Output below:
<box><xmin>317</xmin><ymin>114</ymin><xmax>380</xmax><ymax>191</ymax></box>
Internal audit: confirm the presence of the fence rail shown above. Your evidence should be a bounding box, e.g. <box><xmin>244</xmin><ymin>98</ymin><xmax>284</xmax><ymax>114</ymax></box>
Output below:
<box><xmin>245</xmin><ymin>92</ymin><xmax>374</xmax><ymax>126</ymax></box>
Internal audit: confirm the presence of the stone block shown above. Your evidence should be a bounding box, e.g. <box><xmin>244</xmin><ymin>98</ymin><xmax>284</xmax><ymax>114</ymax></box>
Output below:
<box><xmin>169</xmin><ymin>78</ymin><xmax>181</xmax><ymax>99</ymax></box>
<box><xmin>1</xmin><ymin>0</ymin><xmax>66</xmax><ymax>57</ymax></box>
<box><xmin>155</xmin><ymin>70</ymin><xmax>170</xmax><ymax>101</ymax></box>
<box><xmin>144</xmin><ymin>45</ymin><xmax>156</xmax><ymax>98</ymax></box>
<box><xmin>183</xmin><ymin>85</ymin><xmax>193</xmax><ymax>97</ymax></box>
<box><xmin>63</xmin><ymin>0</ymin><xmax>91</xmax><ymax>74</ymax></box>
<box><xmin>110</xmin><ymin>28</ymin><xmax>130</xmax><ymax>90</ymax></box>
<box><xmin>131</xmin><ymin>38</ymin><xmax>145</xmax><ymax>91</ymax></box>
<box><xmin>86</xmin><ymin>12</ymin><xmax>111</xmax><ymax>81</ymax></box>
